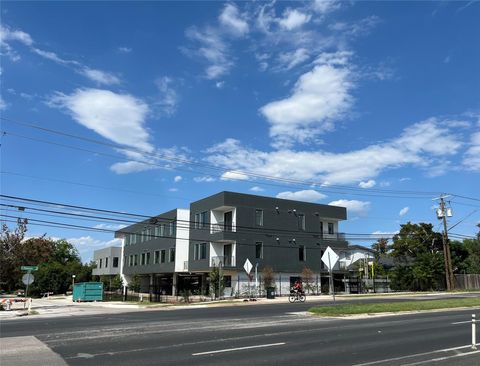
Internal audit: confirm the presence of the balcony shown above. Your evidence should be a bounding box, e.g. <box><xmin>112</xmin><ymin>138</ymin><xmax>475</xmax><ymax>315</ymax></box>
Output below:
<box><xmin>210</xmin><ymin>256</ymin><xmax>236</xmax><ymax>268</ymax></box>
<box><xmin>211</xmin><ymin>222</ymin><xmax>234</xmax><ymax>233</ymax></box>
<box><xmin>317</xmin><ymin>232</ymin><xmax>346</xmax><ymax>241</ymax></box>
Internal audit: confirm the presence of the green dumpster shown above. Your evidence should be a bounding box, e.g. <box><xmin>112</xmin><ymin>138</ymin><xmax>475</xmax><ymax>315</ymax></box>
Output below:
<box><xmin>266</xmin><ymin>287</ymin><xmax>276</xmax><ymax>299</ymax></box>
<box><xmin>73</xmin><ymin>282</ymin><xmax>103</xmax><ymax>302</ymax></box>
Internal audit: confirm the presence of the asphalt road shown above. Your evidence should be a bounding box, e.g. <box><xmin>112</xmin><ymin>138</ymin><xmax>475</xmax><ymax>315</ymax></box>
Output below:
<box><xmin>1</xmin><ymin>295</ymin><xmax>479</xmax><ymax>365</ymax></box>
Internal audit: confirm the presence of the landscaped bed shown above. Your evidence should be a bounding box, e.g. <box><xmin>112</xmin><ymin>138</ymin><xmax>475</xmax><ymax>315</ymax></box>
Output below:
<box><xmin>309</xmin><ymin>297</ymin><xmax>480</xmax><ymax>316</ymax></box>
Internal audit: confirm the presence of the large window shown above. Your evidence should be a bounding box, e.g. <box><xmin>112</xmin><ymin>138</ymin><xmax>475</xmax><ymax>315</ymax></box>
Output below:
<box><xmin>298</xmin><ymin>213</ymin><xmax>305</xmax><ymax>231</ymax></box>
<box><xmin>146</xmin><ymin>252</ymin><xmax>151</xmax><ymax>265</ymax></box>
<box><xmin>200</xmin><ymin>211</ymin><xmax>208</xmax><ymax>229</ymax></box>
<box><xmin>105</xmin><ymin>257</ymin><xmax>109</xmax><ymax>268</ymax></box>
<box><xmin>169</xmin><ymin>248</ymin><xmax>175</xmax><ymax>262</ymax></box>
<box><xmin>328</xmin><ymin>222</ymin><xmax>335</xmax><ymax>235</ymax></box>
<box><xmin>194</xmin><ymin>243</ymin><xmax>207</xmax><ymax>260</ymax></box>
<box><xmin>299</xmin><ymin>245</ymin><xmax>306</xmax><ymax>261</ymax></box>
<box><xmin>141</xmin><ymin>253</ymin><xmax>146</xmax><ymax>266</ymax></box>
<box><xmin>99</xmin><ymin>258</ymin><xmax>102</xmax><ymax>268</ymax></box>
<box><xmin>224</xmin><ymin>275</ymin><xmax>232</xmax><ymax>288</ymax></box>
<box><xmin>255</xmin><ymin>242</ymin><xmax>263</xmax><ymax>259</ymax></box>
<box><xmin>194</xmin><ymin>213</ymin><xmax>200</xmax><ymax>229</ymax></box>
<box><xmin>131</xmin><ymin>233</ymin><xmax>137</xmax><ymax>245</ymax></box>
<box><xmin>125</xmin><ymin>235</ymin><xmax>130</xmax><ymax>246</ymax></box>
<box><xmin>154</xmin><ymin>250</ymin><xmax>160</xmax><ymax>264</ymax></box>
<box><xmin>134</xmin><ymin>254</ymin><xmax>138</xmax><ymax>266</ymax></box>
<box><xmin>255</xmin><ymin>209</ymin><xmax>264</xmax><ymax>226</ymax></box>
<box><xmin>113</xmin><ymin>257</ymin><xmax>119</xmax><ymax>268</ymax></box>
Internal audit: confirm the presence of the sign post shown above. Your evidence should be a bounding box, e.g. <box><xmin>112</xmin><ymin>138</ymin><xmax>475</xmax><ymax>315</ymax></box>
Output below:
<box><xmin>243</xmin><ymin>259</ymin><xmax>253</xmax><ymax>299</ymax></box>
<box><xmin>21</xmin><ymin>265</ymin><xmax>38</xmax><ymax>309</ymax></box>
<box><xmin>321</xmin><ymin>247</ymin><xmax>339</xmax><ymax>303</ymax></box>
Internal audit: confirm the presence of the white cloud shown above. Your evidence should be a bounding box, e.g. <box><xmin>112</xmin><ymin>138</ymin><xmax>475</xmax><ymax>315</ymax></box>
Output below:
<box><xmin>278</xmin><ymin>8</ymin><xmax>311</xmax><ymax>30</ymax></box>
<box><xmin>110</xmin><ymin>161</ymin><xmax>154</xmax><ymax>174</ymax></box>
<box><xmin>358</xmin><ymin>180</ymin><xmax>376</xmax><ymax>189</ymax></box>
<box><xmin>0</xmin><ymin>24</ymin><xmax>33</xmax><ymax>46</ymax></box>
<box><xmin>219</xmin><ymin>3</ymin><xmax>249</xmax><ymax>37</ymax></box>
<box><xmin>399</xmin><ymin>207</ymin><xmax>409</xmax><ymax>216</ymax></box>
<box><xmin>93</xmin><ymin>223</ymin><xmax>125</xmax><ymax>231</ymax></box>
<box><xmin>216</xmin><ymin>81</ymin><xmax>225</xmax><ymax>89</ymax></box>
<box><xmin>329</xmin><ymin>199</ymin><xmax>370</xmax><ymax>216</ymax></box>
<box><xmin>67</xmin><ymin>236</ymin><xmax>122</xmax><ymax>262</ymax></box>
<box><xmin>174</xmin><ymin>175</ymin><xmax>182</xmax><ymax>183</ymax></box>
<box><xmin>277</xmin><ymin>48</ymin><xmax>310</xmax><ymax>70</ymax></box>
<box><xmin>184</xmin><ymin>26</ymin><xmax>233</xmax><ymax>80</ymax></box>
<box><xmin>312</xmin><ymin>0</ymin><xmax>341</xmax><ymax>14</ymax></box>
<box><xmin>463</xmin><ymin>132</ymin><xmax>480</xmax><ymax>171</ymax></box>
<box><xmin>372</xmin><ymin>230</ymin><xmax>398</xmax><ymax>236</ymax></box>
<box><xmin>260</xmin><ymin>52</ymin><xmax>354</xmax><ymax>147</ymax></box>
<box><xmin>118</xmin><ymin>46</ymin><xmax>132</xmax><ymax>53</ymax></box>
<box><xmin>155</xmin><ymin>76</ymin><xmax>178</xmax><ymax>115</ymax></box>
<box><xmin>169</xmin><ymin>188</ymin><xmax>179</xmax><ymax>192</ymax></box>
<box><xmin>0</xmin><ymin>96</ymin><xmax>7</xmax><ymax>110</ymax></box>
<box><xmin>205</xmin><ymin>117</ymin><xmax>466</xmax><ymax>184</ymax></box>
<box><xmin>194</xmin><ymin>176</ymin><xmax>216</xmax><ymax>183</ymax></box>
<box><xmin>32</xmin><ymin>47</ymin><xmax>78</xmax><ymax>66</ymax></box>
<box><xmin>277</xmin><ymin>189</ymin><xmax>327</xmax><ymax>202</ymax></box>
<box><xmin>221</xmin><ymin>171</ymin><xmax>249</xmax><ymax>181</ymax></box>
<box><xmin>78</xmin><ymin>67</ymin><xmax>121</xmax><ymax>86</ymax></box>
<box><xmin>49</xmin><ymin>88</ymin><xmax>152</xmax><ymax>153</ymax></box>
<box><xmin>250</xmin><ymin>186</ymin><xmax>265</xmax><ymax>192</ymax></box>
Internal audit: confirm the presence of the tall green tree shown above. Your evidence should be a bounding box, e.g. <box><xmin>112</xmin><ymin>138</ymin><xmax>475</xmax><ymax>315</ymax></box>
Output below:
<box><xmin>463</xmin><ymin>224</ymin><xmax>480</xmax><ymax>274</ymax></box>
<box><xmin>390</xmin><ymin>222</ymin><xmax>445</xmax><ymax>291</ymax></box>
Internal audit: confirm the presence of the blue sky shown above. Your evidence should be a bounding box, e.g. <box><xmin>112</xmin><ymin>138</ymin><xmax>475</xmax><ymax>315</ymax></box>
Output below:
<box><xmin>1</xmin><ymin>1</ymin><xmax>479</xmax><ymax>262</ymax></box>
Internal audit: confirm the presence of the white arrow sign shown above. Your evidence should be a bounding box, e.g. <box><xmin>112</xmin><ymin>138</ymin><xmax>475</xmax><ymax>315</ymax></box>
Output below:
<box><xmin>243</xmin><ymin>259</ymin><xmax>253</xmax><ymax>275</ymax></box>
<box><xmin>321</xmin><ymin>246</ymin><xmax>339</xmax><ymax>271</ymax></box>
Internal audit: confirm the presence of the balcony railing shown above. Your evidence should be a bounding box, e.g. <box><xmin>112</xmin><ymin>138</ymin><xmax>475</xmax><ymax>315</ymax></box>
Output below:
<box><xmin>211</xmin><ymin>222</ymin><xmax>234</xmax><ymax>233</ymax></box>
<box><xmin>210</xmin><ymin>256</ymin><xmax>236</xmax><ymax>267</ymax></box>
<box><xmin>318</xmin><ymin>232</ymin><xmax>346</xmax><ymax>241</ymax></box>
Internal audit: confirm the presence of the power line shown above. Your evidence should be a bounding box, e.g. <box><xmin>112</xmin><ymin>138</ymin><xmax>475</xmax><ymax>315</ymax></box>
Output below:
<box><xmin>1</xmin><ymin>116</ymin><xmax>446</xmax><ymax>197</ymax></box>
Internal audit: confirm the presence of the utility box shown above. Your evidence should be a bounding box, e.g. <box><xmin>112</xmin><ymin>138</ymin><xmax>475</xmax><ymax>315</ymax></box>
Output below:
<box><xmin>73</xmin><ymin>282</ymin><xmax>103</xmax><ymax>302</ymax></box>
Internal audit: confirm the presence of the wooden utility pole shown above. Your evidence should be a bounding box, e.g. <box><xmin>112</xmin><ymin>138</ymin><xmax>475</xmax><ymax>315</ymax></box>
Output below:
<box><xmin>438</xmin><ymin>195</ymin><xmax>455</xmax><ymax>290</ymax></box>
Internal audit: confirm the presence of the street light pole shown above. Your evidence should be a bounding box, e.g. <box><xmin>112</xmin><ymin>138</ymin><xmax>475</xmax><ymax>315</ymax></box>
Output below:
<box><xmin>72</xmin><ymin>274</ymin><xmax>76</xmax><ymax>293</ymax></box>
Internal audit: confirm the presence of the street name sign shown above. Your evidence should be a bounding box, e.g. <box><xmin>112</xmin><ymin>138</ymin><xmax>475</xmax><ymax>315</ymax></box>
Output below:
<box><xmin>243</xmin><ymin>259</ymin><xmax>253</xmax><ymax>275</ymax></box>
<box><xmin>21</xmin><ymin>265</ymin><xmax>38</xmax><ymax>271</ymax></box>
<box><xmin>321</xmin><ymin>247</ymin><xmax>339</xmax><ymax>270</ymax></box>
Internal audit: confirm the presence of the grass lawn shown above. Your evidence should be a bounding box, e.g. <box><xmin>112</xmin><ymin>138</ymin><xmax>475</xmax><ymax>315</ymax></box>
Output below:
<box><xmin>309</xmin><ymin>297</ymin><xmax>480</xmax><ymax>316</ymax></box>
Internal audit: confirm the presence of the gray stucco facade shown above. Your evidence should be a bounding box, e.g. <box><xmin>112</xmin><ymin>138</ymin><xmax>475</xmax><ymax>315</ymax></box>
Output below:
<box><xmin>92</xmin><ymin>246</ymin><xmax>121</xmax><ymax>276</ymax></box>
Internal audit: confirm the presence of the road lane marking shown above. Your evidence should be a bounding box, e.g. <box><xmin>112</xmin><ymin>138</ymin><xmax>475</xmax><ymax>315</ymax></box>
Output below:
<box><xmin>352</xmin><ymin>344</ymin><xmax>480</xmax><ymax>366</ymax></box>
<box><xmin>451</xmin><ymin>320</ymin><xmax>471</xmax><ymax>324</ymax></box>
<box><xmin>192</xmin><ymin>342</ymin><xmax>286</xmax><ymax>356</ymax></box>
<box><xmin>401</xmin><ymin>350</ymin><xmax>480</xmax><ymax>366</ymax></box>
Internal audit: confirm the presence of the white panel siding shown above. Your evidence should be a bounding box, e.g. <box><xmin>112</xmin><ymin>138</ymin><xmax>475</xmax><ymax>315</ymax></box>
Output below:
<box><xmin>175</xmin><ymin>209</ymin><xmax>190</xmax><ymax>272</ymax></box>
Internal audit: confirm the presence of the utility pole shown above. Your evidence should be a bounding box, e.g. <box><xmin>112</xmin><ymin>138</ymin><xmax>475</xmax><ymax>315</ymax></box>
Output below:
<box><xmin>435</xmin><ymin>195</ymin><xmax>455</xmax><ymax>291</ymax></box>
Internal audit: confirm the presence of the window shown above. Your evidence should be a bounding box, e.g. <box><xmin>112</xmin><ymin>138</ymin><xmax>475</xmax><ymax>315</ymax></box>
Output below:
<box><xmin>105</xmin><ymin>257</ymin><xmax>109</xmax><ymax>268</ymax></box>
<box><xmin>168</xmin><ymin>221</ymin><xmax>175</xmax><ymax>237</ymax></box>
<box><xmin>298</xmin><ymin>213</ymin><xmax>305</xmax><ymax>231</ymax></box>
<box><xmin>320</xmin><ymin>250</ymin><xmax>325</xmax><ymax>269</ymax></box>
<box><xmin>299</xmin><ymin>245</ymin><xmax>306</xmax><ymax>261</ymax></box>
<box><xmin>142</xmin><ymin>228</ymin><xmax>147</xmax><ymax>242</ymax></box>
<box><xmin>255</xmin><ymin>242</ymin><xmax>263</xmax><ymax>259</ymax></box>
<box><xmin>319</xmin><ymin>222</ymin><xmax>324</xmax><ymax>235</ymax></box>
<box><xmin>146</xmin><ymin>252</ymin><xmax>151</xmax><ymax>265</ymax></box>
<box><xmin>125</xmin><ymin>235</ymin><xmax>130</xmax><ymax>246</ymax></box>
<box><xmin>154</xmin><ymin>250</ymin><xmax>160</xmax><ymax>264</ymax></box>
<box><xmin>194</xmin><ymin>213</ymin><xmax>200</xmax><ymax>229</ymax></box>
<box><xmin>194</xmin><ymin>243</ymin><xmax>207</xmax><ymax>260</ymax></box>
<box><xmin>161</xmin><ymin>249</ymin><xmax>166</xmax><ymax>263</ymax></box>
<box><xmin>200</xmin><ymin>211</ymin><xmax>208</xmax><ymax>228</ymax></box>
<box><xmin>255</xmin><ymin>209</ymin><xmax>263</xmax><ymax>226</ymax></box>
<box><xmin>147</xmin><ymin>227</ymin><xmax>153</xmax><ymax>240</ymax></box>
<box><xmin>99</xmin><ymin>258</ymin><xmax>102</xmax><ymax>268</ymax></box>
<box><xmin>113</xmin><ymin>257</ymin><xmax>119</xmax><ymax>268</ymax></box>
<box><xmin>131</xmin><ymin>234</ymin><xmax>137</xmax><ymax>245</ymax></box>
<box><xmin>224</xmin><ymin>275</ymin><xmax>232</xmax><ymax>288</ymax></box>
<box><xmin>169</xmin><ymin>248</ymin><xmax>175</xmax><ymax>262</ymax></box>
<box><xmin>129</xmin><ymin>255</ymin><xmax>133</xmax><ymax>267</ymax></box>
<box><xmin>134</xmin><ymin>254</ymin><xmax>138</xmax><ymax>266</ymax></box>
<box><xmin>328</xmin><ymin>222</ymin><xmax>334</xmax><ymax>235</ymax></box>
<box><xmin>141</xmin><ymin>253</ymin><xmax>146</xmax><ymax>266</ymax></box>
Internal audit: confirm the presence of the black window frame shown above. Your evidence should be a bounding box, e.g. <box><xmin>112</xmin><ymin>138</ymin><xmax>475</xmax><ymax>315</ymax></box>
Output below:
<box><xmin>113</xmin><ymin>257</ymin><xmax>119</xmax><ymax>268</ymax></box>
<box><xmin>255</xmin><ymin>209</ymin><xmax>264</xmax><ymax>226</ymax></box>
<box><xmin>298</xmin><ymin>213</ymin><xmax>305</xmax><ymax>231</ymax></box>
<box><xmin>255</xmin><ymin>241</ymin><xmax>263</xmax><ymax>259</ymax></box>
<box><xmin>299</xmin><ymin>245</ymin><xmax>306</xmax><ymax>261</ymax></box>
<box><xmin>328</xmin><ymin>222</ymin><xmax>334</xmax><ymax>235</ymax></box>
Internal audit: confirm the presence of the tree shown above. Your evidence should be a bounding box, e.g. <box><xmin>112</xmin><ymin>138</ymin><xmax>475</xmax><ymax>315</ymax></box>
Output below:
<box><xmin>463</xmin><ymin>225</ymin><xmax>480</xmax><ymax>274</ymax></box>
<box><xmin>390</xmin><ymin>222</ymin><xmax>445</xmax><ymax>291</ymax></box>
<box><xmin>0</xmin><ymin>219</ymin><xmax>29</xmax><ymax>291</ymax></box>
<box><xmin>262</xmin><ymin>266</ymin><xmax>275</xmax><ymax>289</ymax></box>
<box><xmin>209</xmin><ymin>265</ymin><xmax>224</xmax><ymax>299</ymax></box>
<box><xmin>301</xmin><ymin>267</ymin><xmax>314</xmax><ymax>294</ymax></box>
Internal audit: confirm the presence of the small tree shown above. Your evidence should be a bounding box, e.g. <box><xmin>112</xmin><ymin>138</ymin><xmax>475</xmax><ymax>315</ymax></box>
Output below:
<box><xmin>129</xmin><ymin>275</ymin><xmax>141</xmax><ymax>293</ymax></box>
<box><xmin>262</xmin><ymin>266</ymin><xmax>275</xmax><ymax>289</ymax></box>
<box><xmin>301</xmin><ymin>267</ymin><xmax>314</xmax><ymax>294</ymax></box>
<box><xmin>209</xmin><ymin>266</ymin><xmax>224</xmax><ymax>300</ymax></box>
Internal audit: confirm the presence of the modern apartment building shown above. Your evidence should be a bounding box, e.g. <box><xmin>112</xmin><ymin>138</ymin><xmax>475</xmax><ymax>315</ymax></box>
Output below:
<box><xmin>115</xmin><ymin>191</ymin><xmax>350</xmax><ymax>297</ymax></box>
<box><xmin>92</xmin><ymin>246</ymin><xmax>122</xmax><ymax>277</ymax></box>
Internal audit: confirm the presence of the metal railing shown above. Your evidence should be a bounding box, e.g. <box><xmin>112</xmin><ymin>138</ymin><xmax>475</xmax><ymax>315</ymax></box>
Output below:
<box><xmin>210</xmin><ymin>256</ymin><xmax>236</xmax><ymax>267</ymax></box>
<box><xmin>211</xmin><ymin>222</ymin><xmax>235</xmax><ymax>233</ymax></box>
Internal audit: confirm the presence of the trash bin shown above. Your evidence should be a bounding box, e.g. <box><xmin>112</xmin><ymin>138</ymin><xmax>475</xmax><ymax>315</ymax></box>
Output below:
<box><xmin>73</xmin><ymin>282</ymin><xmax>103</xmax><ymax>302</ymax></box>
<box><xmin>266</xmin><ymin>287</ymin><xmax>275</xmax><ymax>299</ymax></box>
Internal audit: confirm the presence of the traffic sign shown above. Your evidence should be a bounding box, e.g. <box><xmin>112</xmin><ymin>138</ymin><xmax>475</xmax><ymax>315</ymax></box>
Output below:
<box><xmin>243</xmin><ymin>259</ymin><xmax>253</xmax><ymax>275</ymax></box>
<box><xmin>21</xmin><ymin>265</ymin><xmax>38</xmax><ymax>271</ymax></box>
<box><xmin>321</xmin><ymin>246</ymin><xmax>339</xmax><ymax>270</ymax></box>
<box><xmin>22</xmin><ymin>273</ymin><xmax>35</xmax><ymax>285</ymax></box>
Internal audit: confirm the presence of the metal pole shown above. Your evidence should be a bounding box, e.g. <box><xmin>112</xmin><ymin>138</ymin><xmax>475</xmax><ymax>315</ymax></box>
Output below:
<box><xmin>328</xmin><ymin>253</ymin><xmax>335</xmax><ymax>303</ymax></box>
<box><xmin>473</xmin><ymin>314</ymin><xmax>477</xmax><ymax>350</ymax></box>
<box><xmin>440</xmin><ymin>196</ymin><xmax>454</xmax><ymax>290</ymax></box>
<box><xmin>254</xmin><ymin>263</ymin><xmax>258</xmax><ymax>298</ymax></box>
<box><xmin>24</xmin><ymin>270</ymin><xmax>30</xmax><ymax>309</ymax></box>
